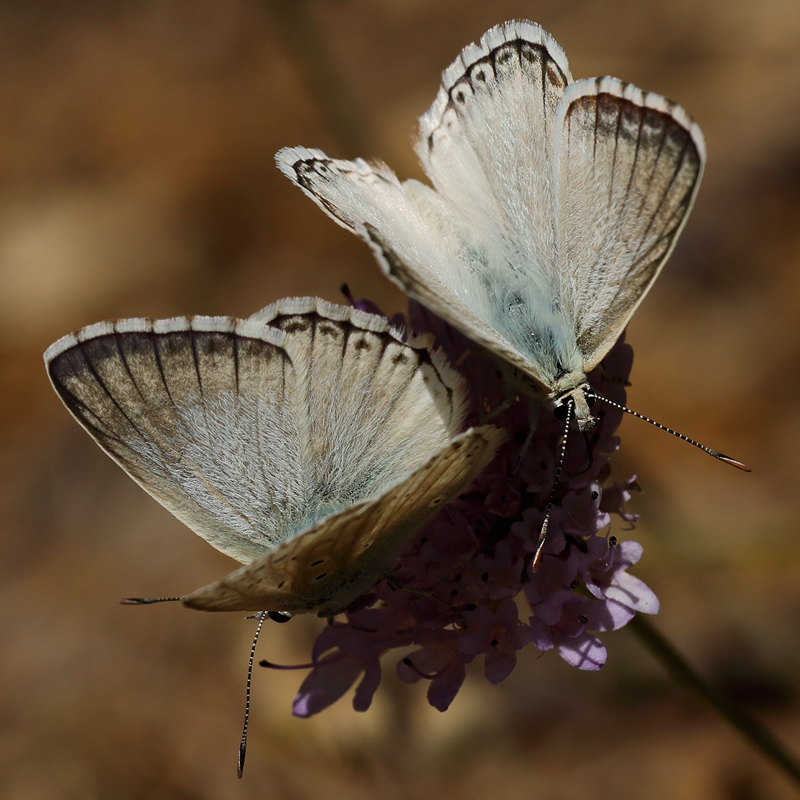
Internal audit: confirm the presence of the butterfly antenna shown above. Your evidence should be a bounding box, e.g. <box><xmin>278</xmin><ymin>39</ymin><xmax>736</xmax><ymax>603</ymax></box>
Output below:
<box><xmin>340</xmin><ymin>282</ymin><xmax>354</xmax><ymax>303</ymax></box>
<box><xmin>590</xmin><ymin>391</ymin><xmax>751</xmax><ymax>472</ymax></box>
<box><xmin>238</xmin><ymin>611</ymin><xmax>268</xmax><ymax>779</ymax></box>
<box><xmin>533</xmin><ymin>400</ymin><xmax>574</xmax><ymax>572</ymax></box>
<box><xmin>120</xmin><ymin>596</ymin><xmax>183</xmax><ymax>605</ymax></box>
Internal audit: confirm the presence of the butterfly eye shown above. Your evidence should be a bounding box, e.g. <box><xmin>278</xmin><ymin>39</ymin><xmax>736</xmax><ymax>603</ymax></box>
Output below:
<box><xmin>553</xmin><ymin>401</ymin><xmax>570</xmax><ymax>421</ymax></box>
<box><xmin>586</xmin><ymin>391</ymin><xmax>597</xmax><ymax>409</ymax></box>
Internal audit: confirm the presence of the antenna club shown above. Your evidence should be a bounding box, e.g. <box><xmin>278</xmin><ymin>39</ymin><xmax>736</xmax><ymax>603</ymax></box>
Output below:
<box><xmin>237</xmin><ymin>742</ymin><xmax>246</xmax><ymax>779</ymax></box>
<box><xmin>120</xmin><ymin>596</ymin><xmax>184</xmax><ymax>605</ymax></box>
<box><xmin>717</xmin><ymin>454</ymin><xmax>752</xmax><ymax>473</ymax></box>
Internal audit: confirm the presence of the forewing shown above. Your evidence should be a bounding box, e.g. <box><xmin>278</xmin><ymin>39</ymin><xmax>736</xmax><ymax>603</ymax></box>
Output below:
<box><xmin>358</xmin><ymin>225</ymin><xmax>557</xmax><ymax>395</ymax></box>
<box><xmin>416</xmin><ymin>20</ymin><xmax>571</xmax><ymax>283</ymax></box>
<box><xmin>276</xmin><ymin>149</ymin><xmax>554</xmax><ymax>394</ymax></box>
<box><xmin>45</xmin><ymin>318</ymin><xmax>307</xmax><ymax>563</ymax></box>
<box><xmin>183</xmin><ymin>425</ymin><xmax>506</xmax><ymax>616</ymax></box>
<box><xmin>247</xmin><ymin>297</ymin><xmax>476</xmax><ymax>526</ymax></box>
<box><xmin>554</xmin><ymin>77</ymin><xmax>705</xmax><ymax>369</ymax></box>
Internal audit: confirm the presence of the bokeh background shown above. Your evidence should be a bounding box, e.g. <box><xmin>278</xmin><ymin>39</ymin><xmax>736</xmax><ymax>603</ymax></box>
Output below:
<box><xmin>1</xmin><ymin>1</ymin><xmax>799</xmax><ymax>797</ymax></box>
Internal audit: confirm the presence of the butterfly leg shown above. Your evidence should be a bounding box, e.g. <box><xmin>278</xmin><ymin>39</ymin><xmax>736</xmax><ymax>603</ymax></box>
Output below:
<box><xmin>479</xmin><ymin>386</ymin><xmax>518</xmax><ymax>423</ymax></box>
<box><xmin>455</xmin><ymin>346</ymin><xmax>480</xmax><ymax>367</ymax></box>
<box><xmin>533</xmin><ymin>399</ymin><xmax>575</xmax><ymax>572</ymax></box>
<box><xmin>514</xmin><ymin>399</ymin><xmax>541</xmax><ymax>473</ymax></box>
<box><xmin>595</xmin><ymin>363</ymin><xmax>632</xmax><ymax>387</ymax></box>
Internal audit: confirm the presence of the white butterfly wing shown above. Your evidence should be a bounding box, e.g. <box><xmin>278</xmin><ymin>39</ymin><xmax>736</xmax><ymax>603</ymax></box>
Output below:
<box><xmin>276</xmin><ymin>23</ymin><xmax>590</xmax><ymax>395</ymax></box>
<box><xmin>416</xmin><ymin>20</ymin><xmax>571</xmax><ymax>288</ymax></box>
<box><xmin>250</xmin><ymin>297</ymin><xmax>472</xmax><ymax>526</ymax></box>
<box><xmin>183</xmin><ymin>425</ymin><xmax>506</xmax><ymax>616</ymax></box>
<box><xmin>45</xmin><ymin>317</ymin><xmax>301</xmax><ymax>564</ymax></box>
<box><xmin>45</xmin><ymin>302</ymin><xmax>495</xmax><ymax>609</ymax></box>
<box><xmin>275</xmin><ymin>148</ymin><xmax>556</xmax><ymax>395</ymax></box>
<box><xmin>554</xmin><ymin>77</ymin><xmax>705</xmax><ymax>370</ymax></box>
<box><xmin>279</xmin><ymin>22</ymin><xmax>707</xmax><ymax>401</ymax></box>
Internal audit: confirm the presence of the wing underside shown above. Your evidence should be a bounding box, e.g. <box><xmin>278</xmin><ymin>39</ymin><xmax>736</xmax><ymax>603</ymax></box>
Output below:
<box><xmin>45</xmin><ymin>302</ymin><xmax>479</xmax><ymax>572</ymax></box>
<box><xmin>277</xmin><ymin>22</ymin><xmax>704</xmax><ymax>396</ymax></box>
<box><xmin>275</xmin><ymin>147</ymin><xmax>558</xmax><ymax>394</ymax></box>
<box><xmin>554</xmin><ymin>78</ymin><xmax>705</xmax><ymax>369</ymax></box>
<box><xmin>46</xmin><ymin>318</ymin><xmax>296</xmax><ymax>563</ymax></box>
<box><xmin>183</xmin><ymin>425</ymin><xmax>506</xmax><ymax>615</ymax></box>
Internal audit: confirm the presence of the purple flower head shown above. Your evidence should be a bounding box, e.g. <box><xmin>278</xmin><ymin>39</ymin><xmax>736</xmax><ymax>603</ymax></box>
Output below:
<box><xmin>397</xmin><ymin>627</ymin><xmax>470</xmax><ymax>712</ymax></box>
<box><xmin>457</xmin><ymin>599</ymin><xmax>537</xmax><ymax>684</ymax></box>
<box><xmin>270</xmin><ymin>299</ymin><xmax>657</xmax><ymax>716</ymax></box>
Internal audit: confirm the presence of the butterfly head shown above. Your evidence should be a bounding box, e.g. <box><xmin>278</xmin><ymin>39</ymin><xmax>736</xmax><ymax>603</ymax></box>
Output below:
<box><xmin>552</xmin><ymin>384</ymin><xmax>597</xmax><ymax>432</ymax></box>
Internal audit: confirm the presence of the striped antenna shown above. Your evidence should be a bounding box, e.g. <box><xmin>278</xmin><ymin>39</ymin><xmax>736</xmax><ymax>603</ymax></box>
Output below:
<box><xmin>590</xmin><ymin>391</ymin><xmax>751</xmax><ymax>472</ymax></box>
<box><xmin>533</xmin><ymin>399</ymin><xmax>574</xmax><ymax>572</ymax></box>
<box><xmin>238</xmin><ymin>611</ymin><xmax>269</xmax><ymax>779</ymax></box>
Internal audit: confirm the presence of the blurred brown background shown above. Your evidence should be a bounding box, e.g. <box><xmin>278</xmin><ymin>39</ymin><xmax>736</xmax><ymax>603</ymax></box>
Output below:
<box><xmin>1</xmin><ymin>1</ymin><xmax>799</xmax><ymax>797</ymax></box>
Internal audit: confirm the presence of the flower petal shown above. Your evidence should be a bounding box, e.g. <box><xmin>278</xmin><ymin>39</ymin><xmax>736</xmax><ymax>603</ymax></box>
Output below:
<box><xmin>556</xmin><ymin>634</ymin><xmax>607</xmax><ymax>670</ymax></box>
<box><xmin>293</xmin><ymin>655</ymin><xmax>364</xmax><ymax>718</ymax></box>
<box><xmin>605</xmin><ymin>573</ymin><xmax>660</xmax><ymax>614</ymax></box>
<box><xmin>353</xmin><ymin>657</ymin><xmax>383</xmax><ymax>712</ymax></box>
<box><xmin>427</xmin><ymin>657</ymin><xmax>468</xmax><ymax>711</ymax></box>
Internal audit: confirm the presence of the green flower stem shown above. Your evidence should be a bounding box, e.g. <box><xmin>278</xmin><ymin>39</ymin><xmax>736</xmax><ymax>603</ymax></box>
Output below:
<box><xmin>263</xmin><ymin>0</ymin><xmax>372</xmax><ymax>156</ymax></box>
<box><xmin>629</xmin><ymin>614</ymin><xmax>800</xmax><ymax>788</ymax></box>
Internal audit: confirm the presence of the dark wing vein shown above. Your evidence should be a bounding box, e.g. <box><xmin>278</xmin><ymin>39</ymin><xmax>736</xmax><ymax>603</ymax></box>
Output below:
<box><xmin>630</xmin><ymin>125</ymin><xmax>692</xmax><ymax>267</ymax></box>
<box><xmin>76</xmin><ymin>338</ymin><xmax>148</xmax><ymax>443</ymax></box>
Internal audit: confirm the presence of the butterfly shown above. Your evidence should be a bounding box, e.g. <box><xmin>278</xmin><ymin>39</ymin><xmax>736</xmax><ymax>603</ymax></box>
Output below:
<box><xmin>44</xmin><ymin>297</ymin><xmax>504</xmax><ymax>618</ymax></box>
<box><xmin>276</xmin><ymin>20</ymin><xmax>707</xmax><ymax>434</ymax></box>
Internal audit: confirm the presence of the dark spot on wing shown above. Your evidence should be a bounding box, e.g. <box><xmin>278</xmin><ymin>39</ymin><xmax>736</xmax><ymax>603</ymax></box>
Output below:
<box><xmin>200</xmin><ymin>332</ymin><xmax>225</xmax><ymax>354</ymax></box>
<box><xmin>392</xmin><ymin>352</ymin><xmax>409</xmax><ymax>365</ymax></box>
<box><xmin>546</xmin><ymin>61</ymin><xmax>566</xmax><ymax>90</ymax></box>
<box><xmin>520</xmin><ymin>42</ymin><xmax>539</xmax><ymax>64</ymax></box>
<box><xmin>354</xmin><ymin>337</ymin><xmax>371</xmax><ymax>351</ymax></box>
<box><xmin>470</xmin><ymin>63</ymin><xmax>493</xmax><ymax>84</ymax></box>
<box><xmin>250</xmin><ymin>342</ymin><xmax>275</xmax><ymax>363</ymax></box>
<box><xmin>495</xmin><ymin>46</ymin><xmax>514</xmax><ymax>67</ymax></box>
<box><xmin>427</xmin><ymin>38</ymin><xmax>569</xmax><ymax>160</ymax></box>
<box><xmin>282</xmin><ymin>319</ymin><xmax>310</xmax><ymax>334</ymax></box>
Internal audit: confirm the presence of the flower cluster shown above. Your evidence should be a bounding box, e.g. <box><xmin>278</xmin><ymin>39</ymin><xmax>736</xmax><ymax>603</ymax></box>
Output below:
<box><xmin>276</xmin><ymin>297</ymin><xmax>658</xmax><ymax>717</ymax></box>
